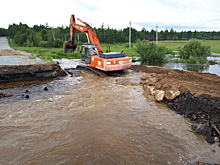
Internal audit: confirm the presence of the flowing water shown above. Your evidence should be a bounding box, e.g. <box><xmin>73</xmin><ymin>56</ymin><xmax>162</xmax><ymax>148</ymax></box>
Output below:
<box><xmin>0</xmin><ymin>60</ymin><xmax>220</xmax><ymax>165</ymax></box>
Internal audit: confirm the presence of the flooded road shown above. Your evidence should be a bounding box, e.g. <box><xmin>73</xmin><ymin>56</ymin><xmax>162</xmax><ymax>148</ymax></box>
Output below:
<box><xmin>0</xmin><ymin>63</ymin><xmax>220</xmax><ymax>164</ymax></box>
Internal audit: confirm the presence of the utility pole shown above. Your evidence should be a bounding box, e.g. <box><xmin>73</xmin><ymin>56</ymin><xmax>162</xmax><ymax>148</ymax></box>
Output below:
<box><xmin>129</xmin><ymin>21</ymin><xmax>131</xmax><ymax>49</ymax></box>
<box><xmin>156</xmin><ymin>24</ymin><xmax>158</xmax><ymax>46</ymax></box>
<box><xmin>52</xmin><ymin>27</ymin><xmax>55</xmax><ymax>41</ymax></box>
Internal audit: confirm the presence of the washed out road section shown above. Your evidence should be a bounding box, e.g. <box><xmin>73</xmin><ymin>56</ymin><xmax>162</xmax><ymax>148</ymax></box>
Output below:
<box><xmin>0</xmin><ymin>37</ymin><xmax>67</xmax><ymax>82</ymax></box>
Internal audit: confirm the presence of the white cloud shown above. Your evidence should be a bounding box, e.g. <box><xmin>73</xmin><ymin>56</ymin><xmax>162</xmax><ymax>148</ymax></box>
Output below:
<box><xmin>0</xmin><ymin>0</ymin><xmax>219</xmax><ymax>31</ymax></box>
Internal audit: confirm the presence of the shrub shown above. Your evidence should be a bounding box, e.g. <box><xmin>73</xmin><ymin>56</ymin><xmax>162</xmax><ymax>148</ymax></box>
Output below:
<box><xmin>136</xmin><ymin>40</ymin><xmax>172</xmax><ymax>62</ymax></box>
<box><xmin>178</xmin><ymin>39</ymin><xmax>210</xmax><ymax>63</ymax></box>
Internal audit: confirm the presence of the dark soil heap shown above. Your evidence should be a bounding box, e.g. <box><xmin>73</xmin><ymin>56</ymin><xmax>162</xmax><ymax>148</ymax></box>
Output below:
<box><xmin>161</xmin><ymin>91</ymin><xmax>220</xmax><ymax>143</ymax></box>
<box><xmin>132</xmin><ymin>65</ymin><xmax>220</xmax><ymax>143</ymax></box>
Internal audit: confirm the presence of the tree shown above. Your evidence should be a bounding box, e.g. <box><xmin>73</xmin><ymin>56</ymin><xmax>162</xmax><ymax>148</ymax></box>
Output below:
<box><xmin>0</xmin><ymin>28</ymin><xmax>8</xmax><ymax>36</ymax></box>
<box><xmin>179</xmin><ymin>39</ymin><xmax>211</xmax><ymax>63</ymax></box>
<box><xmin>136</xmin><ymin>40</ymin><xmax>172</xmax><ymax>62</ymax></box>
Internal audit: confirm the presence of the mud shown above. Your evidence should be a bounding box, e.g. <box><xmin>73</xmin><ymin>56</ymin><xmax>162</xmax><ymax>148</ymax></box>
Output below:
<box><xmin>132</xmin><ymin>65</ymin><xmax>220</xmax><ymax>97</ymax></box>
<box><xmin>161</xmin><ymin>92</ymin><xmax>220</xmax><ymax>143</ymax></box>
<box><xmin>133</xmin><ymin>65</ymin><xmax>220</xmax><ymax>144</ymax></box>
<box><xmin>0</xmin><ymin>63</ymin><xmax>67</xmax><ymax>83</ymax></box>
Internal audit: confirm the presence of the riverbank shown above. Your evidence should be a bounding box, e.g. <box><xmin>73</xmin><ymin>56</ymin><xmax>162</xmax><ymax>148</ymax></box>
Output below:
<box><xmin>0</xmin><ymin>48</ymin><xmax>67</xmax><ymax>83</ymax></box>
<box><xmin>132</xmin><ymin>65</ymin><xmax>220</xmax><ymax>145</ymax></box>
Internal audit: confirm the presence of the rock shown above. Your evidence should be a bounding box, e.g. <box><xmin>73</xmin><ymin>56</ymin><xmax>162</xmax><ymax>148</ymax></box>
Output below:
<box><xmin>146</xmin><ymin>86</ymin><xmax>156</xmax><ymax>96</ymax></box>
<box><xmin>191</xmin><ymin>123</ymin><xmax>199</xmax><ymax>131</ymax></box>
<box><xmin>155</xmin><ymin>90</ymin><xmax>165</xmax><ymax>101</ymax></box>
<box><xmin>3</xmin><ymin>93</ymin><xmax>12</xmax><ymax>97</ymax></box>
<box><xmin>155</xmin><ymin>82</ymin><xmax>162</xmax><ymax>89</ymax></box>
<box><xmin>214</xmin><ymin>137</ymin><xmax>219</xmax><ymax>142</ymax></box>
<box><xmin>162</xmin><ymin>83</ymin><xmax>170</xmax><ymax>88</ymax></box>
<box><xmin>143</xmin><ymin>86</ymin><xmax>156</xmax><ymax>97</ymax></box>
<box><xmin>139</xmin><ymin>80</ymin><xmax>147</xmax><ymax>85</ymax></box>
<box><xmin>148</xmin><ymin>77</ymin><xmax>158</xmax><ymax>86</ymax></box>
<box><xmin>165</xmin><ymin>89</ymin><xmax>180</xmax><ymax>100</ymax></box>
<box><xmin>140</xmin><ymin>74</ymin><xmax>150</xmax><ymax>81</ymax></box>
<box><xmin>192</xmin><ymin>123</ymin><xmax>212</xmax><ymax>136</ymax></box>
<box><xmin>131</xmin><ymin>83</ymin><xmax>138</xmax><ymax>86</ymax></box>
<box><xmin>25</xmin><ymin>90</ymin><xmax>29</xmax><ymax>93</ymax></box>
<box><xmin>205</xmin><ymin>135</ymin><xmax>215</xmax><ymax>143</ymax></box>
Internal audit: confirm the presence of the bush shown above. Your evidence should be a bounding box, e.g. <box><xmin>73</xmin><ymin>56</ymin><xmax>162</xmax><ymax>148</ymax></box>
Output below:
<box><xmin>179</xmin><ymin>39</ymin><xmax>210</xmax><ymax>63</ymax></box>
<box><xmin>136</xmin><ymin>40</ymin><xmax>172</xmax><ymax>62</ymax></box>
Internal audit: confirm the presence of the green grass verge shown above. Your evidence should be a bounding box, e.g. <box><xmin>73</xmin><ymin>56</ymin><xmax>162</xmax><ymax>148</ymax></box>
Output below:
<box><xmin>8</xmin><ymin>39</ymin><xmax>220</xmax><ymax>62</ymax></box>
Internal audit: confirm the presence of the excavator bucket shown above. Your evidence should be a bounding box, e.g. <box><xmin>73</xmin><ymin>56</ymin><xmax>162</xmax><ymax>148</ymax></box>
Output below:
<box><xmin>63</xmin><ymin>41</ymin><xmax>77</xmax><ymax>53</ymax></box>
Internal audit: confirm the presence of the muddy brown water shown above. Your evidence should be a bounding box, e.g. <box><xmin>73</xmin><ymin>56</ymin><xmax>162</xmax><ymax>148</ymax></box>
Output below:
<box><xmin>1</xmin><ymin>38</ymin><xmax>219</xmax><ymax>164</ymax></box>
<box><xmin>1</xmin><ymin>69</ymin><xmax>220</xmax><ymax>165</ymax></box>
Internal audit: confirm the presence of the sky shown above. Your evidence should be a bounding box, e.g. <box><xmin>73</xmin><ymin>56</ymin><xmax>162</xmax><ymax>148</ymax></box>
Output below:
<box><xmin>1</xmin><ymin>0</ymin><xmax>220</xmax><ymax>32</ymax></box>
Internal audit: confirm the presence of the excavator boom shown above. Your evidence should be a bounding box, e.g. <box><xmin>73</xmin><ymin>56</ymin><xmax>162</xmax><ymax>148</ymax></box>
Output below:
<box><xmin>64</xmin><ymin>14</ymin><xmax>132</xmax><ymax>71</ymax></box>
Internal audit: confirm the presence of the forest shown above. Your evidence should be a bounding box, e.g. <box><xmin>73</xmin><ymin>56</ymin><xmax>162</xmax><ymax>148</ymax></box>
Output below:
<box><xmin>0</xmin><ymin>22</ymin><xmax>220</xmax><ymax>48</ymax></box>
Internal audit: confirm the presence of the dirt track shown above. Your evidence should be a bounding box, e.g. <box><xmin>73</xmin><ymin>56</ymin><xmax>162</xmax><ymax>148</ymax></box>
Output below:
<box><xmin>0</xmin><ymin>49</ymin><xmax>23</xmax><ymax>56</ymax></box>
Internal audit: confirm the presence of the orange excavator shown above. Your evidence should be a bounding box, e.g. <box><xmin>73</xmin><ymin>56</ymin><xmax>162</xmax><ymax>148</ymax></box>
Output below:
<box><xmin>63</xmin><ymin>14</ymin><xmax>132</xmax><ymax>71</ymax></box>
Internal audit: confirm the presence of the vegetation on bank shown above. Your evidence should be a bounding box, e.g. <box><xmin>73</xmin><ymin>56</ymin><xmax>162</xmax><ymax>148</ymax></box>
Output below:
<box><xmin>9</xmin><ymin>40</ymin><xmax>80</xmax><ymax>60</ymax></box>
<box><xmin>9</xmin><ymin>38</ymin><xmax>220</xmax><ymax>64</ymax></box>
<box><xmin>136</xmin><ymin>40</ymin><xmax>173</xmax><ymax>62</ymax></box>
<box><xmin>178</xmin><ymin>39</ymin><xmax>211</xmax><ymax>64</ymax></box>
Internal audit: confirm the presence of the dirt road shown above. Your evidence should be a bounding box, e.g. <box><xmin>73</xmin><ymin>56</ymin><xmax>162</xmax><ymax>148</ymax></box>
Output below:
<box><xmin>0</xmin><ymin>37</ymin><xmax>13</xmax><ymax>50</ymax></box>
<box><xmin>0</xmin><ymin>37</ymin><xmax>67</xmax><ymax>82</ymax></box>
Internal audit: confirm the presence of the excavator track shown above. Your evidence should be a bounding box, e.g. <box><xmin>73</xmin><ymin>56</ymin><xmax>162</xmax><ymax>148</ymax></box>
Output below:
<box><xmin>76</xmin><ymin>65</ymin><xmax>107</xmax><ymax>77</ymax></box>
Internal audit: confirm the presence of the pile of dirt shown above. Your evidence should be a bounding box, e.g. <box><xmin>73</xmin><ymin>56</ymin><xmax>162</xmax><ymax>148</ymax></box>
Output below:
<box><xmin>0</xmin><ymin>49</ymin><xmax>23</xmax><ymax>56</ymax></box>
<box><xmin>131</xmin><ymin>65</ymin><xmax>220</xmax><ymax>97</ymax></box>
<box><xmin>161</xmin><ymin>91</ymin><xmax>220</xmax><ymax>143</ymax></box>
<box><xmin>132</xmin><ymin>65</ymin><xmax>220</xmax><ymax>143</ymax></box>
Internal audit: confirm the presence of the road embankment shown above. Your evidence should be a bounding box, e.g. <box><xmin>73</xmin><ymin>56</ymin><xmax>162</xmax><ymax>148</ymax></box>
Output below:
<box><xmin>0</xmin><ymin>63</ymin><xmax>67</xmax><ymax>83</ymax></box>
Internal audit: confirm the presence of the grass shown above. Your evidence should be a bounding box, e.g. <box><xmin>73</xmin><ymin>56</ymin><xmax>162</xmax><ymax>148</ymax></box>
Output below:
<box><xmin>8</xmin><ymin>39</ymin><xmax>220</xmax><ymax>62</ymax></box>
<box><xmin>157</xmin><ymin>40</ymin><xmax>220</xmax><ymax>54</ymax></box>
<box><xmin>100</xmin><ymin>43</ymin><xmax>139</xmax><ymax>57</ymax></box>
<box><xmin>8</xmin><ymin>40</ymin><xmax>81</xmax><ymax>61</ymax></box>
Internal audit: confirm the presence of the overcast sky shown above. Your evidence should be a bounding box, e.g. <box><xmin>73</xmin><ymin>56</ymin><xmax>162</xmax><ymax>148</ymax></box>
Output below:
<box><xmin>1</xmin><ymin>0</ymin><xmax>219</xmax><ymax>31</ymax></box>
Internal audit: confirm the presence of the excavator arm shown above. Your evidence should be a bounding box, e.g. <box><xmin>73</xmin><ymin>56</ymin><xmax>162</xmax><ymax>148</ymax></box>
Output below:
<box><xmin>64</xmin><ymin>14</ymin><xmax>103</xmax><ymax>54</ymax></box>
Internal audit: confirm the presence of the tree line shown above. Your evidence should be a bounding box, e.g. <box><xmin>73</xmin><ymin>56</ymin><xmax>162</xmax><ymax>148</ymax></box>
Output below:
<box><xmin>0</xmin><ymin>22</ymin><xmax>220</xmax><ymax>48</ymax></box>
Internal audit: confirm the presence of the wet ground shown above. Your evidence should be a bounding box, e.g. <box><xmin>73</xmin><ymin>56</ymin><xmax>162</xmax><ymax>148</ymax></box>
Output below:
<box><xmin>1</xmin><ymin>63</ymin><xmax>220</xmax><ymax>164</ymax></box>
<box><xmin>0</xmin><ymin>55</ymin><xmax>46</xmax><ymax>65</ymax></box>
<box><xmin>0</xmin><ymin>38</ymin><xmax>66</xmax><ymax>83</ymax></box>
<box><xmin>1</xmin><ymin>37</ymin><xmax>220</xmax><ymax>164</ymax></box>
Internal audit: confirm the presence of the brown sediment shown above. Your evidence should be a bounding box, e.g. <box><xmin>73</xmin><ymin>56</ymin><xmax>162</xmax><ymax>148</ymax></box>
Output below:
<box><xmin>0</xmin><ymin>49</ymin><xmax>23</xmax><ymax>56</ymax></box>
<box><xmin>131</xmin><ymin>65</ymin><xmax>220</xmax><ymax>97</ymax></box>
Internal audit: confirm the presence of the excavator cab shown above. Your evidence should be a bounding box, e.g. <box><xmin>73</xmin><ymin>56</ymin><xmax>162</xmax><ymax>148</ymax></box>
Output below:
<box><xmin>80</xmin><ymin>44</ymin><xmax>98</xmax><ymax>64</ymax></box>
